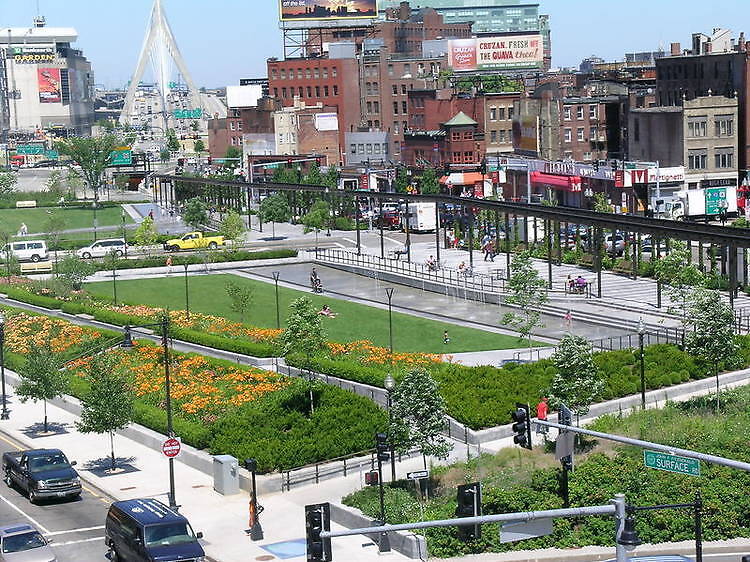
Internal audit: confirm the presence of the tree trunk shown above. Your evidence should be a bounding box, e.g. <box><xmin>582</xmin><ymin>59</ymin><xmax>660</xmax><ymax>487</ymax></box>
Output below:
<box><xmin>43</xmin><ymin>400</ymin><xmax>48</xmax><ymax>433</ymax></box>
<box><xmin>110</xmin><ymin>431</ymin><xmax>116</xmax><ymax>471</ymax></box>
<box><xmin>272</xmin><ymin>221</ymin><xmax>276</xmax><ymax>239</ymax></box>
<box><xmin>715</xmin><ymin>370</ymin><xmax>720</xmax><ymax>413</ymax></box>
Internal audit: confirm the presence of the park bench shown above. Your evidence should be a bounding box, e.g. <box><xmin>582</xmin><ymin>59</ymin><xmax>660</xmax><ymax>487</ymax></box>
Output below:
<box><xmin>388</xmin><ymin>248</ymin><xmax>408</xmax><ymax>260</ymax></box>
<box><xmin>20</xmin><ymin>260</ymin><xmax>53</xmax><ymax>274</ymax></box>
<box><xmin>15</xmin><ymin>200</ymin><xmax>36</xmax><ymax>208</ymax></box>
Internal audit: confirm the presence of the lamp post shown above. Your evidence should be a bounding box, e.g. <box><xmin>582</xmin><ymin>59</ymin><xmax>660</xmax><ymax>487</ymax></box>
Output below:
<box><xmin>272</xmin><ymin>271</ymin><xmax>281</xmax><ymax>329</ymax></box>
<box><xmin>183</xmin><ymin>263</ymin><xmax>190</xmax><ymax>320</ymax></box>
<box><xmin>384</xmin><ymin>288</ymin><xmax>394</xmax><ymax>353</ymax></box>
<box><xmin>121</xmin><ymin>208</ymin><xmax>127</xmax><ymax>253</ymax></box>
<box><xmin>122</xmin><ymin>315</ymin><xmax>176</xmax><ymax>507</ymax></box>
<box><xmin>243</xmin><ymin>458</ymin><xmax>264</xmax><ymax>541</ymax></box>
<box><xmin>384</xmin><ymin>373</ymin><xmax>396</xmax><ymax>482</ymax></box>
<box><xmin>0</xmin><ymin>312</ymin><xmax>8</xmax><ymax>420</ymax></box>
<box><xmin>638</xmin><ymin>317</ymin><xmax>646</xmax><ymax>409</ymax></box>
<box><xmin>111</xmin><ymin>253</ymin><xmax>118</xmax><ymax>306</ymax></box>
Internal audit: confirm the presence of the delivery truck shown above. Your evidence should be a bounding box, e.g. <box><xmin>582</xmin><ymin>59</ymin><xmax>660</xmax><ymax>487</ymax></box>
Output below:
<box><xmin>668</xmin><ymin>186</ymin><xmax>737</xmax><ymax>221</ymax></box>
<box><xmin>403</xmin><ymin>202</ymin><xmax>437</xmax><ymax>233</ymax></box>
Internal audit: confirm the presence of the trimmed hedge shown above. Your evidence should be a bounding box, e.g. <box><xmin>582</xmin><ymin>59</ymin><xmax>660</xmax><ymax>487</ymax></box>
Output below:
<box><xmin>94</xmin><ymin>248</ymin><xmax>297</xmax><ymax>272</ymax></box>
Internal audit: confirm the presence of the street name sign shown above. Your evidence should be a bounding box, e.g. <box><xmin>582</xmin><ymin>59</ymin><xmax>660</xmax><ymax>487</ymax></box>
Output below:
<box><xmin>643</xmin><ymin>450</ymin><xmax>700</xmax><ymax>476</ymax></box>
<box><xmin>407</xmin><ymin>470</ymin><xmax>429</xmax><ymax>480</ymax></box>
<box><xmin>499</xmin><ymin>518</ymin><xmax>553</xmax><ymax>543</ymax></box>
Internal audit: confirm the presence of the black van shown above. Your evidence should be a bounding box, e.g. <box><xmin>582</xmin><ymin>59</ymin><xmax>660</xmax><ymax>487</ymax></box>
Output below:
<box><xmin>105</xmin><ymin>498</ymin><xmax>206</xmax><ymax>562</ymax></box>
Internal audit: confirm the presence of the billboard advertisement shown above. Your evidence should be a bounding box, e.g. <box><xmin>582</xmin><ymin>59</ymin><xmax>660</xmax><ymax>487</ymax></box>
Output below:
<box><xmin>512</xmin><ymin>116</ymin><xmax>539</xmax><ymax>157</ymax></box>
<box><xmin>448</xmin><ymin>34</ymin><xmax>543</xmax><ymax>71</ymax></box>
<box><xmin>38</xmin><ymin>68</ymin><xmax>61</xmax><ymax>103</ymax></box>
<box><xmin>226</xmin><ymin>85</ymin><xmax>263</xmax><ymax>109</ymax></box>
<box><xmin>314</xmin><ymin>112</ymin><xmax>339</xmax><ymax>131</ymax></box>
<box><xmin>280</xmin><ymin>0</ymin><xmax>378</xmax><ymax>21</ymax></box>
<box><xmin>11</xmin><ymin>46</ymin><xmax>55</xmax><ymax>64</ymax></box>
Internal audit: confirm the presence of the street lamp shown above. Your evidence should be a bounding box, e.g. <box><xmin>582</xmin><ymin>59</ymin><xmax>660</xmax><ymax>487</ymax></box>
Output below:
<box><xmin>384</xmin><ymin>373</ymin><xmax>396</xmax><ymax>482</ymax></box>
<box><xmin>272</xmin><ymin>271</ymin><xmax>281</xmax><ymax>329</ymax></box>
<box><xmin>638</xmin><ymin>317</ymin><xmax>646</xmax><ymax>409</ymax></box>
<box><xmin>122</xmin><ymin>315</ymin><xmax>177</xmax><ymax>508</ymax></box>
<box><xmin>243</xmin><ymin>458</ymin><xmax>264</xmax><ymax>541</ymax></box>
<box><xmin>183</xmin><ymin>263</ymin><xmax>190</xmax><ymax>320</ymax></box>
<box><xmin>111</xmin><ymin>254</ymin><xmax>118</xmax><ymax>306</ymax></box>
<box><xmin>384</xmin><ymin>288</ymin><xmax>395</xmax><ymax>353</ymax></box>
<box><xmin>0</xmin><ymin>312</ymin><xmax>8</xmax><ymax>420</ymax></box>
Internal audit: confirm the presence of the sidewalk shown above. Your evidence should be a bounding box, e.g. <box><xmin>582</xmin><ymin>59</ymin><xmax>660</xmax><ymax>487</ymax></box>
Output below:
<box><xmin>0</xmin><ymin>371</ymin><xmax>412</xmax><ymax>562</ymax></box>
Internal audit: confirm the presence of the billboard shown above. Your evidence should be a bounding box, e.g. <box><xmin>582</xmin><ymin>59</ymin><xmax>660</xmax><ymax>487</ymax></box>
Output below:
<box><xmin>448</xmin><ymin>34</ymin><xmax>543</xmax><ymax>71</ymax></box>
<box><xmin>512</xmin><ymin>116</ymin><xmax>539</xmax><ymax>157</ymax></box>
<box><xmin>38</xmin><ymin>68</ymin><xmax>62</xmax><ymax>103</ymax></box>
<box><xmin>314</xmin><ymin>112</ymin><xmax>339</xmax><ymax>131</ymax></box>
<box><xmin>226</xmin><ymin>85</ymin><xmax>263</xmax><ymax>109</ymax></box>
<box><xmin>11</xmin><ymin>46</ymin><xmax>55</xmax><ymax>64</ymax></box>
<box><xmin>279</xmin><ymin>0</ymin><xmax>378</xmax><ymax>21</ymax></box>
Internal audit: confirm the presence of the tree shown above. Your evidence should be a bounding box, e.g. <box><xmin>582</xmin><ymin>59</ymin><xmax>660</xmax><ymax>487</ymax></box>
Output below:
<box><xmin>219</xmin><ymin>210</ymin><xmax>245</xmax><ymax>249</ymax></box>
<box><xmin>225</xmin><ymin>281</ymin><xmax>254</xmax><ymax>323</ymax></box>
<box><xmin>43</xmin><ymin>209</ymin><xmax>67</xmax><ymax>265</ymax></box>
<box><xmin>133</xmin><ymin>216</ymin><xmax>159</xmax><ymax>250</ymax></box>
<box><xmin>684</xmin><ymin>288</ymin><xmax>741</xmax><ymax>411</ymax></box>
<box><xmin>160</xmin><ymin>148</ymin><xmax>171</xmax><ymax>163</ymax></box>
<box><xmin>282</xmin><ymin>297</ymin><xmax>326</xmax><ymax>414</ymax></box>
<box><xmin>501</xmin><ymin>251</ymin><xmax>548</xmax><ymax>351</ymax></box>
<box><xmin>389</xmin><ymin>369</ymin><xmax>453</xmax><ymax>462</ymax></box>
<box><xmin>301</xmin><ymin>199</ymin><xmax>331</xmax><ymax>250</ymax></box>
<box><xmin>224</xmin><ymin>146</ymin><xmax>242</xmax><ymax>171</ymax></box>
<box><xmin>653</xmin><ymin>239</ymin><xmax>706</xmax><ymax>320</ymax></box>
<box><xmin>0</xmin><ymin>170</ymin><xmax>17</xmax><ymax>196</ymax></box>
<box><xmin>395</xmin><ymin>167</ymin><xmax>410</xmax><ymax>193</ymax></box>
<box><xmin>418</xmin><ymin>168</ymin><xmax>440</xmax><ymax>194</ymax></box>
<box><xmin>303</xmin><ymin>162</ymin><xmax>323</xmax><ymax>186</ymax></box>
<box><xmin>55</xmin><ymin>255</ymin><xmax>96</xmax><ymax>291</ymax></box>
<box><xmin>166</xmin><ymin>129</ymin><xmax>180</xmax><ymax>153</ymax></box>
<box><xmin>322</xmin><ymin>166</ymin><xmax>339</xmax><ymax>190</ymax></box>
<box><xmin>55</xmin><ymin>134</ymin><xmax>119</xmax><ymax>207</ymax></box>
<box><xmin>547</xmin><ymin>334</ymin><xmax>603</xmax><ymax>418</ymax></box>
<box><xmin>592</xmin><ymin>192</ymin><xmax>613</xmax><ymax>213</ymax></box>
<box><xmin>16</xmin><ymin>343</ymin><xmax>66</xmax><ymax>433</ymax></box>
<box><xmin>183</xmin><ymin>197</ymin><xmax>209</xmax><ymax>230</ymax></box>
<box><xmin>76</xmin><ymin>354</ymin><xmax>134</xmax><ymax>471</ymax></box>
<box><xmin>0</xmin><ymin>229</ymin><xmax>19</xmax><ymax>279</ymax></box>
<box><xmin>45</xmin><ymin>171</ymin><xmax>65</xmax><ymax>196</ymax></box>
<box><xmin>260</xmin><ymin>193</ymin><xmax>291</xmax><ymax>238</ymax></box>
<box><xmin>194</xmin><ymin>139</ymin><xmax>205</xmax><ymax>153</ymax></box>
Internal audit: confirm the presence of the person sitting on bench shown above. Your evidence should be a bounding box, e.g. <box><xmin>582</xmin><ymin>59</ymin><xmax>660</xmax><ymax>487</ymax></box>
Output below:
<box><xmin>392</xmin><ymin>245</ymin><xmax>408</xmax><ymax>259</ymax></box>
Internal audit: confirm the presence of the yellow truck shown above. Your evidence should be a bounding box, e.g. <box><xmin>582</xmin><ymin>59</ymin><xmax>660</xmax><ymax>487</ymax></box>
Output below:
<box><xmin>164</xmin><ymin>232</ymin><xmax>225</xmax><ymax>252</ymax></box>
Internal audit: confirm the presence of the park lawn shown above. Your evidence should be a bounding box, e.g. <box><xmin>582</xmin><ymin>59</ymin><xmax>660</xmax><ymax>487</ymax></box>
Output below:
<box><xmin>86</xmin><ymin>273</ymin><xmax>540</xmax><ymax>353</ymax></box>
<box><xmin>0</xmin><ymin>205</ymin><xmax>133</xmax><ymax>235</ymax></box>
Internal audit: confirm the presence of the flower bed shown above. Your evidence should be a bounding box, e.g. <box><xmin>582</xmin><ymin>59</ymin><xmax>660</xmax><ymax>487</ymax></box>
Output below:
<box><xmin>2</xmin><ymin>309</ymin><xmax>107</xmax><ymax>356</ymax></box>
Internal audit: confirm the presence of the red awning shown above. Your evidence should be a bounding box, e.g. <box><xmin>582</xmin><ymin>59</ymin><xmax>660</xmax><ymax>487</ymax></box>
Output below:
<box><xmin>530</xmin><ymin>172</ymin><xmax>582</xmax><ymax>192</ymax></box>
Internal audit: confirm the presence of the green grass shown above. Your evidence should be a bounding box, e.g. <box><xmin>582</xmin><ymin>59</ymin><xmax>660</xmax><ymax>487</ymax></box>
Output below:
<box><xmin>86</xmin><ymin>273</ymin><xmax>539</xmax><ymax>353</ymax></box>
<box><xmin>0</xmin><ymin>205</ymin><xmax>133</xmax><ymax>234</ymax></box>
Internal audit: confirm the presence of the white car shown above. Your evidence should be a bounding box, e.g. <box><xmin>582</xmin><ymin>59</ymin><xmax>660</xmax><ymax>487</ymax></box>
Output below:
<box><xmin>4</xmin><ymin>240</ymin><xmax>48</xmax><ymax>263</ymax></box>
<box><xmin>0</xmin><ymin>523</ymin><xmax>56</xmax><ymax>561</ymax></box>
<box><xmin>76</xmin><ymin>239</ymin><xmax>128</xmax><ymax>259</ymax></box>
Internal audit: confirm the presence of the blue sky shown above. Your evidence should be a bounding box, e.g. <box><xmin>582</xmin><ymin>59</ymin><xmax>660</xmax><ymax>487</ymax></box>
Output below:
<box><xmin>1</xmin><ymin>1</ymin><xmax>748</xmax><ymax>89</ymax></box>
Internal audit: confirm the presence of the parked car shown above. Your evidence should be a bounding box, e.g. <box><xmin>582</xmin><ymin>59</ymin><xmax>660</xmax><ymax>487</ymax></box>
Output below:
<box><xmin>3</xmin><ymin>240</ymin><xmax>48</xmax><ymax>263</ymax></box>
<box><xmin>75</xmin><ymin>238</ymin><xmax>128</xmax><ymax>259</ymax></box>
<box><xmin>163</xmin><ymin>232</ymin><xmax>225</xmax><ymax>252</ymax></box>
<box><xmin>2</xmin><ymin>448</ymin><xmax>81</xmax><ymax>503</ymax></box>
<box><xmin>105</xmin><ymin>498</ymin><xmax>206</xmax><ymax>562</ymax></box>
<box><xmin>0</xmin><ymin>523</ymin><xmax>56</xmax><ymax>561</ymax></box>
<box><xmin>604</xmin><ymin>234</ymin><xmax>626</xmax><ymax>256</ymax></box>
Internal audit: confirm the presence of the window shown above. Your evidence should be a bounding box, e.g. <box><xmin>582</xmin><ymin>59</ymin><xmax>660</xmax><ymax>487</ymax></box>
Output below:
<box><xmin>498</xmin><ymin>107</ymin><xmax>506</xmax><ymax>120</ymax></box>
<box><xmin>463</xmin><ymin>151</ymin><xmax>473</xmax><ymax>163</ymax></box>
<box><xmin>401</xmin><ymin>101</ymin><xmax>407</xmax><ymax>113</ymax></box>
<box><xmin>583</xmin><ymin>152</ymin><xmax>592</xmax><ymax>161</ymax></box>
<box><xmin>404</xmin><ymin>64</ymin><xmax>411</xmax><ymax>75</ymax></box>
<box><xmin>687</xmin><ymin>117</ymin><xmax>707</xmax><ymax>137</ymax></box>
<box><xmin>490</xmin><ymin>108</ymin><xmax>497</xmax><ymax>120</ymax></box>
<box><xmin>490</xmin><ymin>130</ymin><xmax>497</xmax><ymax>142</ymax></box>
<box><xmin>589</xmin><ymin>105</ymin><xmax>597</xmax><ymax>119</ymax></box>
<box><xmin>715</xmin><ymin>148</ymin><xmax>734</xmax><ymax>168</ymax></box>
<box><xmin>315</xmin><ymin>86</ymin><xmax>320</xmax><ymax>97</ymax></box>
<box><xmin>452</xmin><ymin>151</ymin><xmax>461</xmax><ymax>163</ymax></box>
<box><xmin>401</xmin><ymin>84</ymin><xmax>407</xmax><ymax>95</ymax></box>
<box><xmin>590</xmin><ymin>126</ymin><xmax>598</xmax><ymax>140</ymax></box>
<box><xmin>350</xmin><ymin>144</ymin><xmax>357</xmax><ymax>155</ymax></box>
<box><xmin>403</xmin><ymin>121</ymin><xmax>407</xmax><ymax>132</ymax></box>
<box><xmin>307</xmin><ymin>86</ymin><xmax>312</xmax><ymax>97</ymax></box>
<box><xmin>387</xmin><ymin>64</ymin><xmax>394</xmax><ymax>76</ymax></box>
<box><xmin>374</xmin><ymin>143</ymin><xmax>381</xmax><ymax>154</ymax></box>
<box><xmin>451</xmin><ymin>131</ymin><xmax>461</xmax><ymax>141</ymax></box>
<box><xmin>374</xmin><ymin>120</ymin><xmax>380</xmax><ymax>128</ymax></box>
<box><xmin>313</xmin><ymin>68</ymin><xmax>320</xmax><ymax>79</ymax></box>
<box><xmin>372</xmin><ymin>82</ymin><xmax>379</xmax><ymax>95</ymax></box>
<box><xmin>229</xmin><ymin>121</ymin><xmax>235</xmax><ymax>131</ymax></box>
<box><xmin>688</xmin><ymin>149</ymin><xmax>707</xmax><ymax>170</ymax></box>
<box><xmin>358</xmin><ymin>144</ymin><xmax>365</xmax><ymax>154</ymax></box>
<box><xmin>392</xmin><ymin>85</ymin><xmax>398</xmax><ymax>95</ymax></box>
<box><xmin>298</xmin><ymin>87</ymin><xmax>303</xmax><ymax>97</ymax></box>
<box><xmin>280</xmin><ymin>69</ymin><xmax>286</xmax><ymax>79</ymax></box>
<box><xmin>393</xmin><ymin>102</ymin><xmax>399</xmax><ymax>115</ymax></box>
<box><xmin>366</xmin><ymin>144</ymin><xmax>373</xmax><ymax>154</ymax></box>
<box><xmin>322</xmin><ymin>67</ymin><xmax>328</xmax><ymax>78</ymax></box>
<box><xmin>282</xmin><ymin>87</ymin><xmax>287</xmax><ymax>98</ymax></box>
<box><xmin>577</xmin><ymin>128</ymin><xmax>584</xmax><ymax>142</ymax></box>
<box><xmin>366</xmin><ymin>102</ymin><xmax>372</xmax><ymax>113</ymax></box>
<box><xmin>563</xmin><ymin>107</ymin><xmax>571</xmax><ymax>120</ymax></box>
<box><xmin>332</xmin><ymin>67</ymin><xmax>337</xmax><ymax>77</ymax></box>
<box><xmin>382</xmin><ymin>143</ymin><xmax>388</xmax><ymax>154</ymax></box>
<box><xmin>333</xmin><ymin>85</ymin><xmax>338</xmax><ymax>95</ymax></box>
<box><xmin>393</xmin><ymin>122</ymin><xmax>399</xmax><ymax>135</ymax></box>
<box><xmin>324</xmin><ymin>85</ymin><xmax>329</xmax><ymax>97</ymax></box>
<box><xmin>715</xmin><ymin>115</ymin><xmax>734</xmax><ymax>137</ymax></box>
<box><xmin>305</xmin><ymin>68</ymin><xmax>311</xmax><ymax>78</ymax></box>
<box><xmin>564</xmin><ymin>128</ymin><xmax>572</xmax><ymax>142</ymax></box>
<box><xmin>498</xmin><ymin>130</ymin><xmax>506</xmax><ymax>143</ymax></box>
<box><xmin>508</xmin><ymin>107</ymin><xmax>514</xmax><ymax>119</ymax></box>
<box><xmin>271</xmin><ymin>69</ymin><xmax>278</xmax><ymax>80</ymax></box>
<box><xmin>576</xmin><ymin>106</ymin><xmax>584</xmax><ymax>119</ymax></box>
<box><xmin>463</xmin><ymin>131</ymin><xmax>473</xmax><ymax>139</ymax></box>
<box><xmin>373</xmin><ymin>101</ymin><xmax>379</xmax><ymax>113</ymax></box>
<box><xmin>297</xmin><ymin>69</ymin><xmax>303</xmax><ymax>79</ymax></box>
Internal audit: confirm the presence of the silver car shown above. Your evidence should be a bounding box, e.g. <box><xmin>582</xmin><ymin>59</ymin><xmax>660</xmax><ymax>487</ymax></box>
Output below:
<box><xmin>0</xmin><ymin>524</ymin><xmax>55</xmax><ymax>561</ymax></box>
<box><xmin>75</xmin><ymin>238</ymin><xmax>128</xmax><ymax>259</ymax></box>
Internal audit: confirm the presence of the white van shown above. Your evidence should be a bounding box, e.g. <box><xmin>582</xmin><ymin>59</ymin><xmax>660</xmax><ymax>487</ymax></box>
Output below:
<box><xmin>76</xmin><ymin>238</ymin><xmax>128</xmax><ymax>259</ymax></box>
<box><xmin>4</xmin><ymin>240</ymin><xmax>49</xmax><ymax>262</ymax></box>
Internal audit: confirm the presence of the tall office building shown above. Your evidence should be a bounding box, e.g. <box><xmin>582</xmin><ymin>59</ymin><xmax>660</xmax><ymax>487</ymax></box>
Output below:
<box><xmin>379</xmin><ymin>0</ymin><xmax>551</xmax><ymax>69</ymax></box>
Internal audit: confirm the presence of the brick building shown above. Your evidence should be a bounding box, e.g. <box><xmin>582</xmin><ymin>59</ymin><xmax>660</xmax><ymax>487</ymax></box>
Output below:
<box><xmin>273</xmin><ymin>100</ymin><xmax>340</xmax><ymax>165</ymax></box>
<box><xmin>207</xmin><ymin>109</ymin><xmax>244</xmax><ymax>159</ymax></box>
<box><xmin>485</xmin><ymin>92</ymin><xmax>521</xmax><ymax>155</ymax></box>
<box><xmin>402</xmin><ymin>111</ymin><xmax>484</xmax><ymax>169</ymax></box>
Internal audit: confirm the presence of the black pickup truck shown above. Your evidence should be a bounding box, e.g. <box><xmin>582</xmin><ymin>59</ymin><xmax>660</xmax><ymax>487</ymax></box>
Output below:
<box><xmin>2</xmin><ymin>448</ymin><xmax>81</xmax><ymax>503</ymax></box>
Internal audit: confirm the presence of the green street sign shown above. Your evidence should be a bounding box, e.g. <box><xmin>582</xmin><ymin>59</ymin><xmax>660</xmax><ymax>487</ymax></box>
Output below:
<box><xmin>173</xmin><ymin>108</ymin><xmax>202</xmax><ymax>120</ymax></box>
<box><xmin>643</xmin><ymin>450</ymin><xmax>700</xmax><ymax>476</ymax></box>
<box><xmin>45</xmin><ymin>150</ymin><xmax>59</xmax><ymax>159</ymax></box>
<box><xmin>17</xmin><ymin>144</ymin><xmax>45</xmax><ymax>155</ymax></box>
<box><xmin>109</xmin><ymin>148</ymin><xmax>132</xmax><ymax>166</ymax></box>
<box><xmin>705</xmin><ymin>187</ymin><xmax>727</xmax><ymax>215</ymax></box>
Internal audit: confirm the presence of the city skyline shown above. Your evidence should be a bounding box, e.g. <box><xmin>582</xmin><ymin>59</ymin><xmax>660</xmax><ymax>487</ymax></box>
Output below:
<box><xmin>0</xmin><ymin>0</ymin><xmax>748</xmax><ymax>89</ymax></box>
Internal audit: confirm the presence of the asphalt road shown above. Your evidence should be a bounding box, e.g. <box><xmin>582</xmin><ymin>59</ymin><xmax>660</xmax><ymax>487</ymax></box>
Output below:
<box><xmin>0</xmin><ymin>432</ymin><xmax>111</xmax><ymax>561</ymax></box>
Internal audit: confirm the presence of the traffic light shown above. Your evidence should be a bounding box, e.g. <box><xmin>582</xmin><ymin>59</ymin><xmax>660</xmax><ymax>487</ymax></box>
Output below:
<box><xmin>511</xmin><ymin>402</ymin><xmax>532</xmax><ymax>450</ymax></box>
<box><xmin>305</xmin><ymin>503</ymin><xmax>332</xmax><ymax>562</ymax></box>
<box><xmin>207</xmin><ymin>157</ymin><xmax>212</xmax><ymax>165</ymax></box>
<box><xmin>480</xmin><ymin>159</ymin><xmax>487</xmax><ymax>175</ymax></box>
<box><xmin>593</xmin><ymin>160</ymin><xmax>599</xmax><ymax>171</ymax></box>
<box><xmin>455</xmin><ymin>482</ymin><xmax>482</xmax><ymax>541</ymax></box>
<box><xmin>375</xmin><ymin>432</ymin><xmax>390</xmax><ymax>462</ymax></box>
<box><xmin>444</xmin><ymin>163</ymin><xmax>450</xmax><ymax>176</ymax></box>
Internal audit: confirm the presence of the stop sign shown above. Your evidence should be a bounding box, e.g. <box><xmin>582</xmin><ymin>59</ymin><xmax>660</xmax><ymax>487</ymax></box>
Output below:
<box><xmin>162</xmin><ymin>437</ymin><xmax>181</xmax><ymax>458</ymax></box>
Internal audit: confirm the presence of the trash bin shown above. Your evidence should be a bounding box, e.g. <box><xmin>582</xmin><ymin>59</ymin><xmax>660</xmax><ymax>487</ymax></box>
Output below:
<box><xmin>212</xmin><ymin>455</ymin><xmax>239</xmax><ymax>495</ymax></box>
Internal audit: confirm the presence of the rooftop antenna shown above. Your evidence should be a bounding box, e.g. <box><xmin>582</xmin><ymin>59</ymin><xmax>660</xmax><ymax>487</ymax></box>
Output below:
<box><xmin>33</xmin><ymin>0</ymin><xmax>45</xmax><ymax>28</ymax></box>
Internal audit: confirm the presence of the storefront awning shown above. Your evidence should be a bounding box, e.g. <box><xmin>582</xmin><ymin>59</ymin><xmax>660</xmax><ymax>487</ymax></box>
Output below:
<box><xmin>530</xmin><ymin>171</ymin><xmax>582</xmax><ymax>192</ymax></box>
<box><xmin>440</xmin><ymin>172</ymin><xmax>491</xmax><ymax>185</ymax></box>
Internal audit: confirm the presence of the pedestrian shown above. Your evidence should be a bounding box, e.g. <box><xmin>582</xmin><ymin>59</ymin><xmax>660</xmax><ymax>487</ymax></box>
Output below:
<box><xmin>18</xmin><ymin>222</ymin><xmax>27</xmax><ymax>236</ymax></box>
<box><xmin>488</xmin><ymin>240</ymin><xmax>496</xmax><ymax>262</ymax></box>
<box><xmin>443</xmin><ymin>330</ymin><xmax>450</xmax><ymax>345</ymax></box>
<box><xmin>563</xmin><ymin>309</ymin><xmax>572</xmax><ymax>329</ymax></box>
<box><xmin>148</xmin><ymin>209</ymin><xmax>154</xmax><ymax>220</ymax></box>
<box><xmin>165</xmin><ymin>256</ymin><xmax>173</xmax><ymax>276</ymax></box>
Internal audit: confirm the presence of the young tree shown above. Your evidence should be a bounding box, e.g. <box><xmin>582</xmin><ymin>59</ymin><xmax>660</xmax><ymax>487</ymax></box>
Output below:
<box><xmin>303</xmin><ymin>162</ymin><xmax>323</xmax><ymax>186</ymax></box>
<box><xmin>259</xmin><ymin>193</ymin><xmax>291</xmax><ymax>238</ymax></box>
<box><xmin>76</xmin><ymin>354</ymin><xmax>134</xmax><ymax>471</ymax></box>
<box><xmin>183</xmin><ymin>197</ymin><xmax>209</xmax><ymax>230</ymax></box>
<box><xmin>43</xmin><ymin>209</ymin><xmax>67</xmax><ymax>265</ymax></box>
<box><xmin>394</xmin><ymin>167</ymin><xmax>410</xmax><ymax>193</ymax></box>
<box><xmin>301</xmin><ymin>199</ymin><xmax>331</xmax><ymax>250</ymax></box>
<box><xmin>0</xmin><ymin>170</ymin><xmax>17</xmax><ymax>196</ymax></box>
<box><xmin>219</xmin><ymin>210</ymin><xmax>245</xmax><ymax>249</ymax></box>
<box><xmin>16</xmin><ymin>344</ymin><xmax>66</xmax><ymax>433</ymax></box>
<box><xmin>133</xmin><ymin>216</ymin><xmax>159</xmax><ymax>250</ymax></box>
<box><xmin>684</xmin><ymin>287</ymin><xmax>740</xmax><ymax>411</ymax></box>
<box><xmin>389</xmin><ymin>369</ymin><xmax>453</xmax><ymax>463</ymax></box>
<box><xmin>193</xmin><ymin>139</ymin><xmax>205</xmax><ymax>153</ymax></box>
<box><xmin>55</xmin><ymin>255</ymin><xmax>96</xmax><ymax>291</ymax></box>
<box><xmin>282</xmin><ymin>297</ymin><xmax>326</xmax><ymax>414</ymax></box>
<box><xmin>547</xmin><ymin>334</ymin><xmax>603</xmax><ymax>418</ymax></box>
<box><xmin>166</xmin><ymin>129</ymin><xmax>180</xmax><ymax>153</ymax></box>
<box><xmin>653</xmin><ymin>239</ymin><xmax>706</xmax><ymax>319</ymax></box>
<box><xmin>45</xmin><ymin>171</ymin><xmax>65</xmax><ymax>196</ymax></box>
<box><xmin>418</xmin><ymin>167</ymin><xmax>440</xmax><ymax>194</ymax></box>
<box><xmin>223</xmin><ymin>146</ymin><xmax>242</xmax><ymax>171</ymax></box>
<box><xmin>225</xmin><ymin>280</ymin><xmax>254</xmax><ymax>323</ymax></box>
<box><xmin>159</xmin><ymin>148</ymin><xmax>171</xmax><ymax>163</ymax></box>
<box><xmin>0</xmin><ymin>229</ymin><xmax>19</xmax><ymax>279</ymax></box>
<box><xmin>322</xmin><ymin>166</ymin><xmax>339</xmax><ymax>190</ymax></box>
<box><xmin>55</xmin><ymin>134</ymin><xmax>119</xmax><ymax>207</ymax></box>
<box><xmin>501</xmin><ymin>251</ymin><xmax>548</xmax><ymax>352</ymax></box>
